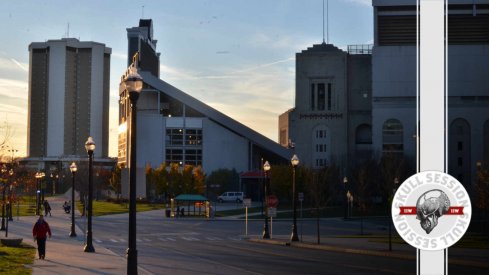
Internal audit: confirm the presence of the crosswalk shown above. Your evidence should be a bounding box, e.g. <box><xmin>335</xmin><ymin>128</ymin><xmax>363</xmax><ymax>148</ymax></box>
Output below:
<box><xmin>93</xmin><ymin>235</ymin><xmax>243</xmax><ymax>244</ymax></box>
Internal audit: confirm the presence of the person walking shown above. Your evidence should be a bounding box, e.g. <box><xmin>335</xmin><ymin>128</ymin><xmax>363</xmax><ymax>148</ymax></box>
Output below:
<box><xmin>43</xmin><ymin>200</ymin><xmax>52</xmax><ymax>216</ymax></box>
<box><xmin>32</xmin><ymin>215</ymin><xmax>52</xmax><ymax>259</ymax></box>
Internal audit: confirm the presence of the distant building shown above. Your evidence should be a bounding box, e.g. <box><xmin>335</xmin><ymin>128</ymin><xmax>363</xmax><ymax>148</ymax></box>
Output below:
<box><xmin>118</xmin><ymin>20</ymin><xmax>290</xmax><ymax>198</ymax></box>
<box><xmin>27</xmin><ymin>38</ymin><xmax>111</xmax><ymax>159</ymax></box>
<box><xmin>372</xmin><ymin>0</ymin><xmax>489</xmax><ymax>191</ymax></box>
<box><xmin>23</xmin><ymin>38</ymin><xmax>114</xmax><ymax>189</ymax></box>
<box><xmin>279</xmin><ymin>43</ymin><xmax>372</xmax><ymax>169</ymax></box>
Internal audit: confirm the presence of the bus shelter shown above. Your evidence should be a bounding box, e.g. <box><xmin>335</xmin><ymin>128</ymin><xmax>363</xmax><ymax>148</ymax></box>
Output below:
<box><xmin>171</xmin><ymin>194</ymin><xmax>210</xmax><ymax>217</ymax></box>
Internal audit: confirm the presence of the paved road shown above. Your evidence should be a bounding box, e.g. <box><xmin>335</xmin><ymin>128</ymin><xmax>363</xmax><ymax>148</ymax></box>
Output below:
<box><xmin>81</xmin><ymin>211</ymin><xmax>488</xmax><ymax>274</ymax></box>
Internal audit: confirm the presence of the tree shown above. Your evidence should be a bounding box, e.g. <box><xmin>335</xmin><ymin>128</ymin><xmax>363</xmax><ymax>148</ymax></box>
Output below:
<box><xmin>306</xmin><ymin>164</ymin><xmax>340</xmax><ymax>244</ymax></box>
<box><xmin>109</xmin><ymin>165</ymin><xmax>123</xmax><ymax>200</ymax></box>
<box><xmin>193</xmin><ymin>166</ymin><xmax>206</xmax><ymax>195</ymax></box>
<box><xmin>205</xmin><ymin>168</ymin><xmax>239</xmax><ymax>198</ymax></box>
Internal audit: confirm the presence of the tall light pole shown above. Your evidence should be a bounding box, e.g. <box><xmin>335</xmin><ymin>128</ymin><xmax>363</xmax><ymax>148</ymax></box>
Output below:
<box><xmin>0</xmin><ymin>165</ymin><xmax>6</xmax><ymax>231</ymax></box>
<box><xmin>343</xmin><ymin>176</ymin><xmax>348</xmax><ymax>219</ymax></box>
<box><xmin>125</xmin><ymin>67</ymin><xmax>143</xmax><ymax>274</ymax></box>
<box><xmin>39</xmin><ymin>172</ymin><xmax>45</xmax><ymax>206</ymax></box>
<box><xmin>290</xmin><ymin>154</ymin><xmax>299</xmax><ymax>242</ymax></box>
<box><xmin>8</xmin><ymin>169</ymin><xmax>13</xmax><ymax>221</ymax></box>
<box><xmin>35</xmin><ymin>172</ymin><xmax>41</xmax><ymax>215</ymax></box>
<box><xmin>84</xmin><ymin>136</ymin><xmax>95</xmax><ymax>252</ymax></box>
<box><xmin>262</xmin><ymin>161</ymin><xmax>271</xmax><ymax>239</ymax></box>
<box><xmin>69</xmin><ymin>162</ymin><xmax>77</xmax><ymax>237</ymax></box>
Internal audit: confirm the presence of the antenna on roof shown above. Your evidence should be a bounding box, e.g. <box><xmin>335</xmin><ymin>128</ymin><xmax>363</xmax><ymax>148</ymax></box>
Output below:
<box><xmin>327</xmin><ymin>0</ymin><xmax>329</xmax><ymax>44</ymax></box>
<box><xmin>142</xmin><ymin>5</ymin><xmax>145</xmax><ymax>18</ymax></box>
<box><xmin>67</xmin><ymin>23</ymin><xmax>70</xmax><ymax>38</ymax></box>
<box><xmin>322</xmin><ymin>0</ymin><xmax>325</xmax><ymax>43</ymax></box>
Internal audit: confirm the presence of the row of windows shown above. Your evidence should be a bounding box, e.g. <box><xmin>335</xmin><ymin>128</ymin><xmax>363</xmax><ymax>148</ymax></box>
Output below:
<box><xmin>316</xmin><ymin>130</ymin><xmax>327</xmax><ymax>139</ymax></box>
<box><xmin>311</xmin><ymin>82</ymin><xmax>333</xmax><ymax>111</ymax></box>
<box><xmin>316</xmin><ymin>144</ymin><xmax>327</xmax><ymax>153</ymax></box>
<box><xmin>316</xmin><ymin>158</ymin><xmax>328</xmax><ymax>167</ymax></box>
<box><xmin>166</xmin><ymin>149</ymin><xmax>202</xmax><ymax>166</ymax></box>
<box><xmin>166</xmin><ymin>128</ymin><xmax>202</xmax><ymax>146</ymax></box>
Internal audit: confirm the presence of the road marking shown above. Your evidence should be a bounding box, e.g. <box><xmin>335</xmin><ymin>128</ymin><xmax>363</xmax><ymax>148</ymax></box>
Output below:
<box><xmin>119</xmin><ymin>239</ymin><xmax>125</xmax><ymax>242</ymax></box>
<box><xmin>181</xmin><ymin>236</ymin><xmax>199</xmax><ymax>241</ymax></box>
<box><xmin>206</xmin><ymin>237</ymin><xmax>222</xmax><ymax>241</ymax></box>
<box><xmin>95</xmin><ymin>239</ymin><xmax>102</xmax><ymax>243</ymax></box>
<box><xmin>157</xmin><ymin>238</ymin><xmax>166</xmax><ymax>241</ymax></box>
<box><xmin>167</xmin><ymin>237</ymin><xmax>176</xmax><ymax>242</ymax></box>
<box><xmin>110</xmin><ymin>239</ymin><xmax>118</xmax><ymax>243</ymax></box>
<box><xmin>136</xmin><ymin>238</ymin><xmax>142</xmax><ymax>242</ymax></box>
<box><xmin>228</xmin><ymin>237</ymin><xmax>241</xmax><ymax>241</ymax></box>
<box><xmin>144</xmin><ymin>238</ymin><xmax>151</xmax><ymax>242</ymax></box>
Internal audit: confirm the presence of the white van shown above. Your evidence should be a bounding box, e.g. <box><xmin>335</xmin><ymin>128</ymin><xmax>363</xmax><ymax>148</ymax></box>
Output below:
<box><xmin>217</xmin><ymin>192</ymin><xmax>244</xmax><ymax>203</ymax></box>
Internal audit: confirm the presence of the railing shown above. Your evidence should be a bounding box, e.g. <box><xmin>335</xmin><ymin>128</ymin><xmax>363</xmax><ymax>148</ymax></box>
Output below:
<box><xmin>347</xmin><ymin>44</ymin><xmax>373</xmax><ymax>55</ymax></box>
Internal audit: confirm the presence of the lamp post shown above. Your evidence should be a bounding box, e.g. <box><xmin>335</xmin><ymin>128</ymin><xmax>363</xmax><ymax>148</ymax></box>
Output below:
<box><xmin>343</xmin><ymin>176</ymin><xmax>348</xmax><ymax>219</ymax></box>
<box><xmin>84</xmin><ymin>136</ymin><xmax>95</xmax><ymax>252</ymax></box>
<box><xmin>39</xmin><ymin>172</ymin><xmax>45</xmax><ymax>206</ymax></box>
<box><xmin>35</xmin><ymin>172</ymin><xmax>40</xmax><ymax>215</ymax></box>
<box><xmin>69</xmin><ymin>162</ymin><xmax>77</xmax><ymax>237</ymax></box>
<box><xmin>262</xmin><ymin>161</ymin><xmax>271</xmax><ymax>239</ymax></box>
<box><xmin>290</xmin><ymin>154</ymin><xmax>299</xmax><ymax>242</ymax></box>
<box><xmin>125</xmin><ymin>67</ymin><xmax>143</xmax><ymax>274</ymax></box>
<box><xmin>0</xmin><ymin>165</ymin><xmax>6</xmax><ymax>231</ymax></box>
<box><xmin>8</xmin><ymin>169</ymin><xmax>13</xmax><ymax>221</ymax></box>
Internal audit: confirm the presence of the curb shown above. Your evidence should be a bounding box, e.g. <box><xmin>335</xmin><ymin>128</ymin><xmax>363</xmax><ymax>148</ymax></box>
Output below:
<box><xmin>247</xmin><ymin>238</ymin><xmax>489</xmax><ymax>269</ymax></box>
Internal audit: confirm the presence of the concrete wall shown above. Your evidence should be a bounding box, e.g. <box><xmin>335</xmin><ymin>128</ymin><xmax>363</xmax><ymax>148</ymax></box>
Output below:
<box><xmin>202</xmin><ymin>118</ymin><xmax>249</xmax><ymax>173</ymax></box>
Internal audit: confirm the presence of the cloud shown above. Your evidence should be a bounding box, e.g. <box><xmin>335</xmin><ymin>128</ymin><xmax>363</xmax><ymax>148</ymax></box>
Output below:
<box><xmin>10</xmin><ymin>58</ymin><xmax>28</xmax><ymax>72</ymax></box>
<box><xmin>111</xmin><ymin>51</ymin><xmax>127</xmax><ymax>60</ymax></box>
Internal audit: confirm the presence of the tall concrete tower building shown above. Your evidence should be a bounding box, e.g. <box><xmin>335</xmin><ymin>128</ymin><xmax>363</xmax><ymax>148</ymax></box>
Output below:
<box><xmin>27</xmin><ymin>38</ymin><xmax>111</xmax><ymax>159</ymax></box>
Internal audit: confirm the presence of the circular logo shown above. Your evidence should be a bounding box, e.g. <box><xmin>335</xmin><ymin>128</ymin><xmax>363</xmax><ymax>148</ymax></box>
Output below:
<box><xmin>391</xmin><ymin>171</ymin><xmax>472</xmax><ymax>251</ymax></box>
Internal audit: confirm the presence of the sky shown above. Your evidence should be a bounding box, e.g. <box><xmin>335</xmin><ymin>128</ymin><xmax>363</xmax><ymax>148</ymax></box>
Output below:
<box><xmin>0</xmin><ymin>0</ymin><xmax>373</xmax><ymax>158</ymax></box>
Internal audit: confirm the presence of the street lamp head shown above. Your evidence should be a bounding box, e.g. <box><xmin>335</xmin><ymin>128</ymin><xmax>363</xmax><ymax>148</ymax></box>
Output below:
<box><xmin>125</xmin><ymin>67</ymin><xmax>143</xmax><ymax>95</ymax></box>
<box><xmin>476</xmin><ymin>161</ymin><xmax>482</xmax><ymax>168</ymax></box>
<box><xmin>343</xmin><ymin>176</ymin><xmax>348</xmax><ymax>184</ymax></box>
<box><xmin>1</xmin><ymin>165</ymin><xmax>6</xmax><ymax>174</ymax></box>
<box><xmin>263</xmin><ymin>161</ymin><xmax>271</xmax><ymax>172</ymax></box>
<box><xmin>85</xmin><ymin>136</ymin><xmax>96</xmax><ymax>154</ymax></box>
<box><xmin>394</xmin><ymin>177</ymin><xmax>399</xmax><ymax>185</ymax></box>
<box><xmin>9</xmin><ymin>169</ymin><xmax>13</xmax><ymax>176</ymax></box>
<box><xmin>70</xmin><ymin>162</ymin><xmax>78</xmax><ymax>174</ymax></box>
<box><xmin>291</xmin><ymin>154</ymin><xmax>299</xmax><ymax>167</ymax></box>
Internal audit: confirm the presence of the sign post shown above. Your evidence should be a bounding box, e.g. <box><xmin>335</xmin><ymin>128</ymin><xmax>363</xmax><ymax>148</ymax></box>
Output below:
<box><xmin>298</xmin><ymin>192</ymin><xmax>304</xmax><ymax>241</ymax></box>
<box><xmin>243</xmin><ymin>198</ymin><xmax>252</xmax><ymax>237</ymax></box>
<box><xmin>268</xmin><ymin>207</ymin><xmax>277</xmax><ymax>239</ymax></box>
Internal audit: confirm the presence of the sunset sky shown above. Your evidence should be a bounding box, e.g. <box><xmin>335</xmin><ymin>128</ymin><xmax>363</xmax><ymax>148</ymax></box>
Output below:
<box><xmin>0</xmin><ymin>0</ymin><xmax>372</xmax><ymax>157</ymax></box>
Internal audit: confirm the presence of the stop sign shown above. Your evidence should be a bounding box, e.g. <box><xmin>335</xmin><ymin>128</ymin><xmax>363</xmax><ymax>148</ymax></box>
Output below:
<box><xmin>267</xmin><ymin>195</ymin><xmax>279</xmax><ymax>208</ymax></box>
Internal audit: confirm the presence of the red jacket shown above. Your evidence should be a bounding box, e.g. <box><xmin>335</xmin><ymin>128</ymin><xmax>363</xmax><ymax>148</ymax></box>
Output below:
<box><xmin>33</xmin><ymin>220</ymin><xmax>52</xmax><ymax>239</ymax></box>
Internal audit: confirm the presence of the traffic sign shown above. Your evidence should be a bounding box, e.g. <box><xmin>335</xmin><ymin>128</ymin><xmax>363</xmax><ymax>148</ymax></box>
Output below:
<box><xmin>298</xmin><ymin>192</ymin><xmax>304</xmax><ymax>202</ymax></box>
<box><xmin>267</xmin><ymin>195</ymin><xmax>279</xmax><ymax>208</ymax></box>
<box><xmin>268</xmin><ymin>207</ymin><xmax>277</xmax><ymax>218</ymax></box>
<box><xmin>243</xmin><ymin>198</ymin><xmax>252</xmax><ymax>207</ymax></box>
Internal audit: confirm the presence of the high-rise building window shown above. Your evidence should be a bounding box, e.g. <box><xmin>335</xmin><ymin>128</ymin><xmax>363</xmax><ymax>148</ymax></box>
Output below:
<box><xmin>327</xmin><ymin>83</ymin><xmax>332</xmax><ymax>110</ymax></box>
<box><xmin>311</xmin><ymin>84</ymin><xmax>315</xmax><ymax>110</ymax></box>
<box><xmin>166</xmin><ymin>129</ymin><xmax>184</xmax><ymax>145</ymax></box>
<box><xmin>317</xmin><ymin>83</ymin><xmax>325</xmax><ymax>110</ymax></box>
<box><xmin>185</xmin><ymin>129</ymin><xmax>202</xmax><ymax>146</ymax></box>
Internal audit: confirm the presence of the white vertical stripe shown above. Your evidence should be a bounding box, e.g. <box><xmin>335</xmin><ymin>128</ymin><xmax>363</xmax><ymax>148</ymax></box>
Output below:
<box><xmin>90</xmin><ymin>43</ymin><xmax>105</xmax><ymax>158</ymax></box>
<box><xmin>418</xmin><ymin>1</ymin><xmax>446</xmax><ymax>274</ymax></box>
<box><xmin>47</xmin><ymin>41</ymin><xmax>66</xmax><ymax>156</ymax></box>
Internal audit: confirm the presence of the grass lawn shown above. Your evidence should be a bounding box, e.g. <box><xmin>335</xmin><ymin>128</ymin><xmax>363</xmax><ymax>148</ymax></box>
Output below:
<box><xmin>0</xmin><ymin>242</ymin><xmax>36</xmax><ymax>274</ymax></box>
<box><xmin>76</xmin><ymin>200</ymin><xmax>165</xmax><ymax>216</ymax></box>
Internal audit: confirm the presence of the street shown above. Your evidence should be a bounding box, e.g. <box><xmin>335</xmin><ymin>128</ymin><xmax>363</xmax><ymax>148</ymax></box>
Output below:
<box><xmin>82</xmin><ymin>210</ymin><xmax>487</xmax><ymax>275</ymax></box>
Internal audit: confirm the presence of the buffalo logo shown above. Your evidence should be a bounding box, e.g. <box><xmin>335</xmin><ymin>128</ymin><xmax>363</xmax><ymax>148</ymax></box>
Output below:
<box><xmin>416</xmin><ymin>190</ymin><xmax>450</xmax><ymax>234</ymax></box>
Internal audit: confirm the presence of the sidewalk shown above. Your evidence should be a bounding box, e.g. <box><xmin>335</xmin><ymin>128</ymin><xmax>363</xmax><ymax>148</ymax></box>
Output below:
<box><xmin>6</xmin><ymin>194</ymin><xmax>131</xmax><ymax>275</ymax></box>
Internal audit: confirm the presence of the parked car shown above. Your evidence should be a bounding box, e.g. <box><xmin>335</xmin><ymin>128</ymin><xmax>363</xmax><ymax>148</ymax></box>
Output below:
<box><xmin>217</xmin><ymin>192</ymin><xmax>244</xmax><ymax>203</ymax></box>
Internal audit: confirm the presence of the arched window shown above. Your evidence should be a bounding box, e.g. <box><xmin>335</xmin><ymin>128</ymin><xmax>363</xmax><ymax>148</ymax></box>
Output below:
<box><xmin>382</xmin><ymin>119</ymin><xmax>403</xmax><ymax>153</ymax></box>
